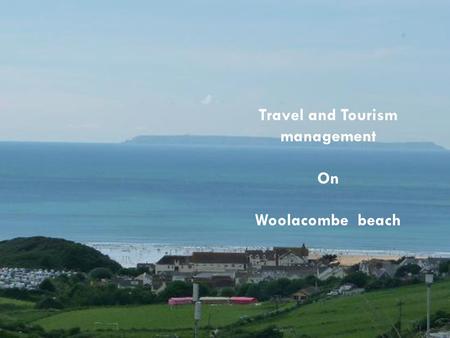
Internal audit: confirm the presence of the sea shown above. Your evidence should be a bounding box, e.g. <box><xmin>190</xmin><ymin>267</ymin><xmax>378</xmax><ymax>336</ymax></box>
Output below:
<box><xmin>0</xmin><ymin>141</ymin><xmax>449</xmax><ymax>266</ymax></box>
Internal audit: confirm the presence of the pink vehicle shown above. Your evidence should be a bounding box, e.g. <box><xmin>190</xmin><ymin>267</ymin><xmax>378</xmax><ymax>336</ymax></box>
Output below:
<box><xmin>168</xmin><ymin>297</ymin><xmax>193</xmax><ymax>306</ymax></box>
<box><xmin>230</xmin><ymin>297</ymin><xmax>257</xmax><ymax>304</ymax></box>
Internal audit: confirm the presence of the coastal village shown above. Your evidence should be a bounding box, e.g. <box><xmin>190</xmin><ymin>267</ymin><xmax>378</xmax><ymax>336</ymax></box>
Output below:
<box><xmin>108</xmin><ymin>244</ymin><xmax>449</xmax><ymax>302</ymax></box>
<box><xmin>1</xmin><ymin>244</ymin><xmax>449</xmax><ymax>301</ymax></box>
<box><xmin>1</xmin><ymin>244</ymin><xmax>449</xmax><ymax>305</ymax></box>
<box><xmin>0</xmin><ymin>240</ymin><xmax>449</xmax><ymax>337</ymax></box>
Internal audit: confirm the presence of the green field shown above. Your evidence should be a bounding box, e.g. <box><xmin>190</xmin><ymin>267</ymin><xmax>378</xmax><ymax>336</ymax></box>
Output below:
<box><xmin>0</xmin><ymin>280</ymin><xmax>448</xmax><ymax>337</ymax></box>
<box><xmin>0</xmin><ymin>296</ymin><xmax>53</xmax><ymax>324</ymax></box>
<box><xmin>246</xmin><ymin>280</ymin><xmax>450</xmax><ymax>337</ymax></box>
<box><xmin>35</xmin><ymin>302</ymin><xmax>279</xmax><ymax>332</ymax></box>
<box><xmin>0</xmin><ymin>296</ymin><xmax>33</xmax><ymax>306</ymax></box>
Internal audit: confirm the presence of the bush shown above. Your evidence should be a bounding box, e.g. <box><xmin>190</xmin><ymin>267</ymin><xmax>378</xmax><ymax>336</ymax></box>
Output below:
<box><xmin>414</xmin><ymin>310</ymin><xmax>450</xmax><ymax>331</ymax></box>
<box><xmin>236</xmin><ymin>276</ymin><xmax>331</xmax><ymax>302</ymax></box>
<box><xmin>158</xmin><ymin>281</ymin><xmax>192</xmax><ymax>301</ymax></box>
<box><xmin>118</xmin><ymin>267</ymin><xmax>148</xmax><ymax>277</ymax></box>
<box><xmin>0</xmin><ymin>288</ymin><xmax>42</xmax><ymax>302</ymax></box>
<box><xmin>39</xmin><ymin>278</ymin><xmax>56</xmax><ymax>292</ymax></box>
<box><xmin>220</xmin><ymin>287</ymin><xmax>235</xmax><ymax>297</ymax></box>
<box><xmin>88</xmin><ymin>267</ymin><xmax>113</xmax><ymax>280</ymax></box>
<box><xmin>217</xmin><ymin>325</ymin><xmax>284</xmax><ymax>338</ymax></box>
<box><xmin>439</xmin><ymin>261</ymin><xmax>450</xmax><ymax>274</ymax></box>
<box><xmin>342</xmin><ymin>271</ymin><xmax>370</xmax><ymax>288</ymax></box>
<box><xmin>395</xmin><ymin>264</ymin><xmax>421</xmax><ymax>278</ymax></box>
<box><xmin>36</xmin><ymin>296</ymin><xmax>64</xmax><ymax>309</ymax></box>
<box><xmin>63</xmin><ymin>283</ymin><xmax>156</xmax><ymax>306</ymax></box>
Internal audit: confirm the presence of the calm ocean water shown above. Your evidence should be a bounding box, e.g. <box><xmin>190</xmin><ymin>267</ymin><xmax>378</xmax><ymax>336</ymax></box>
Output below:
<box><xmin>0</xmin><ymin>142</ymin><xmax>449</xmax><ymax>254</ymax></box>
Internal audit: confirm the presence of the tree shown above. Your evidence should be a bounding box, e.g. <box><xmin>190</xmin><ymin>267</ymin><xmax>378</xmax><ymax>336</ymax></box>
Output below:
<box><xmin>36</xmin><ymin>296</ymin><xmax>64</xmax><ymax>309</ymax></box>
<box><xmin>342</xmin><ymin>271</ymin><xmax>370</xmax><ymax>288</ymax></box>
<box><xmin>39</xmin><ymin>278</ymin><xmax>56</xmax><ymax>293</ymax></box>
<box><xmin>88</xmin><ymin>267</ymin><xmax>112</xmax><ymax>280</ymax></box>
<box><xmin>245</xmin><ymin>284</ymin><xmax>263</xmax><ymax>299</ymax></box>
<box><xmin>439</xmin><ymin>261</ymin><xmax>450</xmax><ymax>274</ymax></box>
<box><xmin>220</xmin><ymin>287</ymin><xmax>235</xmax><ymax>297</ymax></box>
<box><xmin>118</xmin><ymin>267</ymin><xmax>148</xmax><ymax>277</ymax></box>
<box><xmin>395</xmin><ymin>264</ymin><xmax>421</xmax><ymax>278</ymax></box>
<box><xmin>159</xmin><ymin>281</ymin><xmax>191</xmax><ymax>301</ymax></box>
<box><xmin>0</xmin><ymin>237</ymin><xmax>122</xmax><ymax>272</ymax></box>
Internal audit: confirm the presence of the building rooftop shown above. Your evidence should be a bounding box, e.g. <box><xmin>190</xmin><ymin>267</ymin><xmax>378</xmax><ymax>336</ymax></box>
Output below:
<box><xmin>156</xmin><ymin>255</ymin><xmax>191</xmax><ymax>265</ymax></box>
<box><xmin>274</xmin><ymin>244</ymin><xmax>309</xmax><ymax>257</ymax></box>
<box><xmin>191</xmin><ymin>252</ymin><xmax>247</xmax><ymax>264</ymax></box>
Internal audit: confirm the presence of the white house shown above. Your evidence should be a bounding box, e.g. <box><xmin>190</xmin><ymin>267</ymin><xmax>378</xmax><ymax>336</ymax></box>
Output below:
<box><xmin>191</xmin><ymin>252</ymin><xmax>247</xmax><ymax>272</ymax></box>
<box><xmin>155</xmin><ymin>255</ymin><xmax>193</xmax><ymax>274</ymax></box>
<box><xmin>246</xmin><ymin>250</ymin><xmax>276</xmax><ymax>269</ymax></box>
<box><xmin>274</xmin><ymin>245</ymin><xmax>309</xmax><ymax>266</ymax></box>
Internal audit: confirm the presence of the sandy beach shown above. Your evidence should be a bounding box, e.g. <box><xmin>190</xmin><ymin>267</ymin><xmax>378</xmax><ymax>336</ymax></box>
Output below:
<box><xmin>87</xmin><ymin>242</ymin><xmax>447</xmax><ymax>268</ymax></box>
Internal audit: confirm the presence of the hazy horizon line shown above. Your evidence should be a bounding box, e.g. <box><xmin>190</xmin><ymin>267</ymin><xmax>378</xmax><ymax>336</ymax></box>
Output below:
<box><xmin>0</xmin><ymin>134</ymin><xmax>446</xmax><ymax>150</ymax></box>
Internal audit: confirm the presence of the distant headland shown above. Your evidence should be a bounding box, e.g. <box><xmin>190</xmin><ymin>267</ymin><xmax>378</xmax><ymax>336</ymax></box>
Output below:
<box><xmin>124</xmin><ymin>135</ymin><xmax>448</xmax><ymax>151</ymax></box>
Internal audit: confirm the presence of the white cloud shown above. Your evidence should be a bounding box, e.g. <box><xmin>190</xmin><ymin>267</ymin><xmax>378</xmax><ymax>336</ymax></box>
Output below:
<box><xmin>201</xmin><ymin>94</ymin><xmax>213</xmax><ymax>105</ymax></box>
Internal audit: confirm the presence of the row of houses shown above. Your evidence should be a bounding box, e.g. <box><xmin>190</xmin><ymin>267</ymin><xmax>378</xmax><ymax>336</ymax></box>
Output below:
<box><xmin>359</xmin><ymin>257</ymin><xmax>449</xmax><ymax>279</ymax></box>
<box><xmin>140</xmin><ymin>245</ymin><xmax>348</xmax><ymax>289</ymax></box>
<box><xmin>155</xmin><ymin>245</ymin><xmax>311</xmax><ymax>274</ymax></box>
<box><xmin>112</xmin><ymin>246</ymin><xmax>450</xmax><ymax>297</ymax></box>
<box><xmin>0</xmin><ymin>267</ymin><xmax>71</xmax><ymax>290</ymax></box>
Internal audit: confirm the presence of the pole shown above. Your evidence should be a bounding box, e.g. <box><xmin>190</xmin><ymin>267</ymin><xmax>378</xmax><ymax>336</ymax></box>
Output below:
<box><xmin>193</xmin><ymin>283</ymin><xmax>200</xmax><ymax>338</ymax></box>
<box><xmin>194</xmin><ymin>300</ymin><xmax>202</xmax><ymax>338</ymax></box>
<box><xmin>427</xmin><ymin>285</ymin><xmax>430</xmax><ymax>336</ymax></box>
<box><xmin>425</xmin><ymin>273</ymin><xmax>434</xmax><ymax>338</ymax></box>
<box><xmin>397</xmin><ymin>300</ymin><xmax>403</xmax><ymax>333</ymax></box>
<box><xmin>194</xmin><ymin>319</ymin><xmax>199</xmax><ymax>338</ymax></box>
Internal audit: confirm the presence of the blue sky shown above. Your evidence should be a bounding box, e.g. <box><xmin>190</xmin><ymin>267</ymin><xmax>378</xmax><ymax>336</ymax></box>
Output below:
<box><xmin>0</xmin><ymin>1</ymin><xmax>449</xmax><ymax>146</ymax></box>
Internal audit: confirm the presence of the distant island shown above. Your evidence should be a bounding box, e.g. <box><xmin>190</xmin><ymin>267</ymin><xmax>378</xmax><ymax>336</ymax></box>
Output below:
<box><xmin>124</xmin><ymin>135</ymin><xmax>447</xmax><ymax>151</ymax></box>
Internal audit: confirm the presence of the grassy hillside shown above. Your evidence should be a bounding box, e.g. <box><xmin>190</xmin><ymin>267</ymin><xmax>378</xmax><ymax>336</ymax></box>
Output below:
<box><xmin>0</xmin><ymin>237</ymin><xmax>121</xmax><ymax>272</ymax></box>
<box><xmin>0</xmin><ymin>296</ymin><xmax>51</xmax><ymax>324</ymax></box>
<box><xmin>0</xmin><ymin>297</ymin><xmax>33</xmax><ymax>306</ymax></box>
<box><xmin>245</xmin><ymin>279</ymin><xmax>450</xmax><ymax>337</ymax></box>
<box><xmin>32</xmin><ymin>279</ymin><xmax>450</xmax><ymax>337</ymax></box>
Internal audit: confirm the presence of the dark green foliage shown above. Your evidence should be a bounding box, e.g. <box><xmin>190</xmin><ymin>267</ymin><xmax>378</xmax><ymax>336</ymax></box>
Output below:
<box><xmin>217</xmin><ymin>325</ymin><xmax>284</xmax><ymax>338</ymax></box>
<box><xmin>118</xmin><ymin>266</ymin><xmax>148</xmax><ymax>277</ymax></box>
<box><xmin>63</xmin><ymin>284</ymin><xmax>157</xmax><ymax>306</ymax></box>
<box><xmin>71</xmin><ymin>272</ymin><xmax>87</xmax><ymax>283</ymax></box>
<box><xmin>439</xmin><ymin>261</ymin><xmax>450</xmax><ymax>274</ymax></box>
<box><xmin>220</xmin><ymin>287</ymin><xmax>235</xmax><ymax>297</ymax></box>
<box><xmin>414</xmin><ymin>310</ymin><xmax>450</xmax><ymax>331</ymax></box>
<box><xmin>342</xmin><ymin>271</ymin><xmax>370</xmax><ymax>288</ymax></box>
<box><xmin>41</xmin><ymin>274</ymin><xmax>157</xmax><ymax>307</ymax></box>
<box><xmin>347</xmin><ymin>264</ymin><xmax>360</xmax><ymax>273</ymax></box>
<box><xmin>367</xmin><ymin>278</ymin><xmax>400</xmax><ymax>290</ymax></box>
<box><xmin>36</xmin><ymin>296</ymin><xmax>64</xmax><ymax>309</ymax></box>
<box><xmin>88</xmin><ymin>267</ymin><xmax>113</xmax><ymax>280</ymax></box>
<box><xmin>157</xmin><ymin>281</ymin><xmax>212</xmax><ymax>301</ymax></box>
<box><xmin>0</xmin><ymin>287</ymin><xmax>43</xmax><ymax>302</ymax></box>
<box><xmin>0</xmin><ymin>237</ymin><xmax>121</xmax><ymax>272</ymax></box>
<box><xmin>395</xmin><ymin>264</ymin><xmax>421</xmax><ymax>278</ymax></box>
<box><xmin>158</xmin><ymin>281</ymin><xmax>192</xmax><ymax>301</ymax></box>
<box><xmin>376</xmin><ymin>321</ymin><xmax>401</xmax><ymax>338</ymax></box>
<box><xmin>0</xmin><ymin>320</ymin><xmax>83</xmax><ymax>337</ymax></box>
<box><xmin>39</xmin><ymin>279</ymin><xmax>56</xmax><ymax>292</ymax></box>
<box><xmin>246</xmin><ymin>326</ymin><xmax>284</xmax><ymax>338</ymax></box>
<box><xmin>236</xmin><ymin>276</ymin><xmax>333</xmax><ymax>301</ymax></box>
